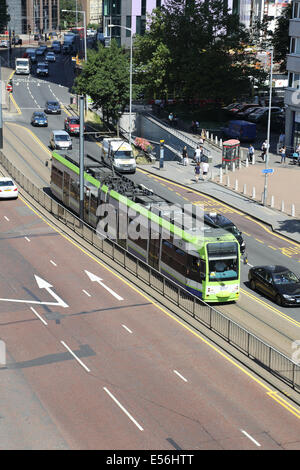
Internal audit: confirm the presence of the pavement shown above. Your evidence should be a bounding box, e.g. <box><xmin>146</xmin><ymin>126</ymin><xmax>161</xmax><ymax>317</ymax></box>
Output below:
<box><xmin>137</xmin><ymin>123</ymin><xmax>300</xmax><ymax>245</ymax></box>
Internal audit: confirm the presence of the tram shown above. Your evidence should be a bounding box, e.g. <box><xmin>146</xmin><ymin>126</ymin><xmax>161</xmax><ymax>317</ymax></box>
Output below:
<box><xmin>50</xmin><ymin>151</ymin><xmax>240</xmax><ymax>303</ymax></box>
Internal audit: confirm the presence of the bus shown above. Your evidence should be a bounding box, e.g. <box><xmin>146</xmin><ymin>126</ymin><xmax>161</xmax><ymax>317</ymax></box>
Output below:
<box><xmin>50</xmin><ymin>151</ymin><xmax>240</xmax><ymax>303</ymax></box>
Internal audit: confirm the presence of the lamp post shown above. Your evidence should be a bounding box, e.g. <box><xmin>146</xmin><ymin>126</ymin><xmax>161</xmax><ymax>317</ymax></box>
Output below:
<box><xmin>262</xmin><ymin>47</ymin><xmax>273</xmax><ymax>206</ymax></box>
<box><xmin>108</xmin><ymin>24</ymin><xmax>133</xmax><ymax>145</ymax></box>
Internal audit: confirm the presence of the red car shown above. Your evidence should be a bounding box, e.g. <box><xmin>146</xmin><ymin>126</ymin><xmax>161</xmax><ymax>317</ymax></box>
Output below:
<box><xmin>64</xmin><ymin>117</ymin><xmax>82</xmax><ymax>135</ymax></box>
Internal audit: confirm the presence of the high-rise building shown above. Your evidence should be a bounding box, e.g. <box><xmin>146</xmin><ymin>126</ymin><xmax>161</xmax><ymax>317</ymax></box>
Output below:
<box><xmin>285</xmin><ymin>0</ymin><xmax>300</xmax><ymax>148</ymax></box>
<box><xmin>7</xmin><ymin>0</ymin><xmax>60</xmax><ymax>34</ymax></box>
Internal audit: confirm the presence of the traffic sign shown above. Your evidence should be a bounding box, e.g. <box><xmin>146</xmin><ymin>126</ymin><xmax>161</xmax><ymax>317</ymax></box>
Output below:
<box><xmin>262</xmin><ymin>168</ymin><xmax>274</xmax><ymax>174</ymax></box>
<box><xmin>6</xmin><ymin>83</ymin><xmax>12</xmax><ymax>93</ymax></box>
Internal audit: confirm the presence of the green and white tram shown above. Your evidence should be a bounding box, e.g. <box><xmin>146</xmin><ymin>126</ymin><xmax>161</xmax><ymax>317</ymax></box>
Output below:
<box><xmin>50</xmin><ymin>151</ymin><xmax>240</xmax><ymax>302</ymax></box>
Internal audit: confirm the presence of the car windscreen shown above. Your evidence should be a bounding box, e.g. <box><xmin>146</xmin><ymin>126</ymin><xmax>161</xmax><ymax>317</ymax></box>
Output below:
<box><xmin>55</xmin><ymin>135</ymin><xmax>70</xmax><ymax>141</ymax></box>
<box><xmin>273</xmin><ymin>271</ymin><xmax>299</xmax><ymax>284</ymax></box>
<box><xmin>0</xmin><ymin>180</ymin><xmax>13</xmax><ymax>186</ymax></box>
<box><xmin>69</xmin><ymin>119</ymin><xmax>79</xmax><ymax>124</ymax></box>
<box><xmin>115</xmin><ymin>151</ymin><xmax>132</xmax><ymax>159</ymax></box>
<box><xmin>48</xmin><ymin>102</ymin><xmax>59</xmax><ymax>107</ymax></box>
<box><xmin>16</xmin><ymin>60</ymin><xmax>29</xmax><ymax>66</ymax></box>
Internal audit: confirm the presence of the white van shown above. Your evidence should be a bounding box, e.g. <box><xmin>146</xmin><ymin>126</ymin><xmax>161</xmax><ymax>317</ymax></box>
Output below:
<box><xmin>50</xmin><ymin>130</ymin><xmax>72</xmax><ymax>150</ymax></box>
<box><xmin>101</xmin><ymin>138</ymin><xmax>136</xmax><ymax>173</ymax></box>
<box><xmin>15</xmin><ymin>58</ymin><xmax>30</xmax><ymax>75</ymax></box>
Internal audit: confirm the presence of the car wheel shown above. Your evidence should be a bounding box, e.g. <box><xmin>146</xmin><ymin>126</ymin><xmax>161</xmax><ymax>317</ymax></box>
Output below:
<box><xmin>276</xmin><ymin>294</ymin><xmax>284</xmax><ymax>307</ymax></box>
<box><xmin>250</xmin><ymin>279</ymin><xmax>256</xmax><ymax>291</ymax></box>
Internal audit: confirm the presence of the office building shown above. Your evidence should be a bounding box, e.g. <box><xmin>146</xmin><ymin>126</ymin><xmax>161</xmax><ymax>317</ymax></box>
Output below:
<box><xmin>7</xmin><ymin>0</ymin><xmax>60</xmax><ymax>34</ymax></box>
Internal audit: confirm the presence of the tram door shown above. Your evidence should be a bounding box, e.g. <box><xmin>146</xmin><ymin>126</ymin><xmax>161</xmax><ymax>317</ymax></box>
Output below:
<box><xmin>63</xmin><ymin>172</ymin><xmax>70</xmax><ymax>207</ymax></box>
<box><xmin>148</xmin><ymin>227</ymin><xmax>161</xmax><ymax>270</ymax></box>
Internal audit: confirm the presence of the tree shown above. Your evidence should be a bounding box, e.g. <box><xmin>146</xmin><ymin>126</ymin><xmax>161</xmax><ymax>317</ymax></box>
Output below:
<box><xmin>0</xmin><ymin>0</ymin><xmax>10</xmax><ymax>34</ymax></box>
<box><xmin>60</xmin><ymin>0</ymin><xmax>82</xmax><ymax>29</ymax></box>
<box><xmin>73</xmin><ymin>40</ymin><xmax>132</xmax><ymax>123</ymax></box>
<box><xmin>133</xmin><ymin>0</ymin><xmax>264</xmax><ymax>102</ymax></box>
<box><xmin>272</xmin><ymin>3</ymin><xmax>292</xmax><ymax>72</ymax></box>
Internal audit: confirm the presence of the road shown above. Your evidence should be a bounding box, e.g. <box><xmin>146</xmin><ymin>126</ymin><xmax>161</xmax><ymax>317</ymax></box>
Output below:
<box><xmin>1</xmin><ymin>49</ymin><xmax>300</xmax><ymax>448</ymax></box>
<box><xmin>1</xmin><ymin>194</ymin><xmax>300</xmax><ymax>449</ymax></box>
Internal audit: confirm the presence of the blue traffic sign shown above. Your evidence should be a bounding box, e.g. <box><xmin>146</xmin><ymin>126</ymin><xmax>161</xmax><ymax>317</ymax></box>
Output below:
<box><xmin>262</xmin><ymin>168</ymin><xmax>274</xmax><ymax>174</ymax></box>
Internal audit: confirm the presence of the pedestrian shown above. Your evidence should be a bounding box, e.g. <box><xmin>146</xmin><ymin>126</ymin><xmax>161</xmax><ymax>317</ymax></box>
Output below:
<box><xmin>194</xmin><ymin>146</ymin><xmax>201</xmax><ymax>164</ymax></box>
<box><xmin>279</xmin><ymin>132</ymin><xmax>285</xmax><ymax>146</ymax></box>
<box><xmin>279</xmin><ymin>146</ymin><xmax>286</xmax><ymax>164</ymax></box>
<box><xmin>248</xmin><ymin>144</ymin><xmax>254</xmax><ymax>163</ymax></box>
<box><xmin>182</xmin><ymin>146</ymin><xmax>189</xmax><ymax>166</ymax></box>
<box><xmin>201</xmin><ymin>160</ymin><xmax>209</xmax><ymax>180</ymax></box>
<box><xmin>194</xmin><ymin>162</ymin><xmax>201</xmax><ymax>183</ymax></box>
<box><xmin>261</xmin><ymin>140</ymin><xmax>268</xmax><ymax>162</ymax></box>
<box><xmin>195</xmin><ymin>120</ymin><xmax>200</xmax><ymax>134</ymax></box>
<box><xmin>168</xmin><ymin>112</ymin><xmax>174</xmax><ymax>126</ymax></box>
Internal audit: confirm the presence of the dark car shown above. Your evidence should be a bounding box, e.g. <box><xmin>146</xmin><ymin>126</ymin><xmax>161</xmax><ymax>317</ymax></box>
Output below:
<box><xmin>204</xmin><ymin>212</ymin><xmax>246</xmax><ymax>253</ymax></box>
<box><xmin>35</xmin><ymin>48</ymin><xmax>44</xmax><ymax>57</ymax></box>
<box><xmin>28</xmin><ymin>52</ymin><xmax>37</xmax><ymax>64</ymax></box>
<box><xmin>235</xmin><ymin>106</ymin><xmax>261</xmax><ymax>120</ymax></box>
<box><xmin>248</xmin><ymin>107</ymin><xmax>283</xmax><ymax>123</ymax></box>
<box><xmin>248</xmin><ymin>265</ymin><xmax>300</xmax><ymax>306</ymax></box>
<box><xmin>12</xmin><ymin>35</ymin><xmax>22</xmax><ymax>45</ymax></box>
<box><xmin>31</xmin><ymin>111</ymin><xmax>48</xmax><ymax>127</ymax></box>
<box><xmin>36</xmin><ymin>62</ymin><xmax>48</xmax><ymax>76</ymax></box>
<box><xmin>45</xmin><ymin>100</ymin><xmax>61</xmax><ymax>114</ymax></box>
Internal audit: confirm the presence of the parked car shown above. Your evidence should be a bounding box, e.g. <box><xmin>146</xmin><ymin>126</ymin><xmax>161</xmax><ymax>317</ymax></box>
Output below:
<box><xmin>204</xmin><ymin>212</ymin><xmax>246</xmax><ymax>253</ymax></box>
<box><xmin>248</xmin><ymin>107</ymin><xmax>283</xmax><ymax>123</ymax></box>
<box><xmin>64</xmin><ymin>116</ymin><xmax>81</xmax><ymax>135</ymax></box>
<box><xmin>36</xmin><ymin>62</ymin><xmax>48</xmax><ymax>76</ymax></box>
<box><xmin>0</xmin><ymin>40</ymin><xmax>8</xmax><ymax>48</ymax></box>
<box><xmin>230</xmin><ymin>103</ymin><xmax>260</xmax><ymax>117</ymax></box>
<box><xmin>45</xmin><ymin>51</ymin><xmax>55</xmax><ymax>62</ymax></box>
<box><xmin>31</xmin><ymin>111</ymin><xmax>48</xmax><ymax>127</ymax></box>
<box><xmin>236</xmin><ymin>106</ymin><xmax>261</xmax><ymax>120</ymax></box>
<box><xmin>12</xmin><ymin>35</ymin><xmax>22</xmax><ymax>45</ymax></box>
<box><xmin>222</xmin><ymin>120</ymin><xmax>256</xmax><ymax>142</ymax></box>
<box><xmin>0</xmin><ymin>177</ymin><xmax>18</xmax><ymax>199</ymax></box>
<box><xmin>50</xmin><ymin>130</ymin><xmax>72</xmax><ymax>150</ymax></box>
<box><xmin>248</xmin><ymin>265</ymin><xmax>300</xmax><ymax>306</ymax></box>
<box><xmin>45</xmin><ymin>100</ymin><xmax>61</xmax><ymax>114</ymax></box>
<box><xmin>35</xmin><ymin>48</ymin><xmax>44</xmax><ymax>57</ymax></box>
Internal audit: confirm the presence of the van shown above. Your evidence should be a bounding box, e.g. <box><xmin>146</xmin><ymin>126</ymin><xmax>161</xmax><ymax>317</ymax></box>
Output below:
<box><xmin>15</xmin><ymin>58</ymin><xmax>30</xmax><ymax>75</ymax></box>
<box><xmin>100</xmin><ymin>138</ymin><xmax>136</xmax><ymax>173</ymax></box>
<box><xmin>222</xmin><ymin>120</ymin><xmax>256</xmax><ymax>142</ymax></box>
<box><xmin>50</xmin><ymin>130</ymin><xmax>72</xmax><ymax>150</ymax></box>
<box><xmin>204</xmin><ymin>212</ymin><xmax>246</xmax><ymax>253</ymax></box>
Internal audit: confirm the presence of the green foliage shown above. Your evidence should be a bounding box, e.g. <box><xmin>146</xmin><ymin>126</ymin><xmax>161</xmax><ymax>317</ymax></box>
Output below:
<box><xmin>60</xmin><ymin>0</ymin><xmax>82</xmax><ymax>28</ymax></box>
<box><xmin>73</xmin><ymin>40</ymin><xmax>131</xmax><ymax>123</ymax></box>
<box><xmin>272</xmin><ymin>3</ymin><xmax>292</xmax><ymax>72</ymax></box>
<box><xmin>0</xmin><ymin>0</ymin><xmax>10</xmax><ymax>34</ymax></box>
<box><xmin>133</xmin><ymin>0</ymin><xmax>262</xmax><ymax>102</ymax></box>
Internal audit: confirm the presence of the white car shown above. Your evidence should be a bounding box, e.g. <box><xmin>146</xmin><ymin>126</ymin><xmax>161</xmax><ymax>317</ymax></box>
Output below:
<box><xmin>0</xmin><ymin>177</ymin><xmax>18</xmax><ymax>199</ymax></box>
<box><xmin>45</xmin><ymin>51</ymin><xmax>56</xmax><ymax>62</ymax></box>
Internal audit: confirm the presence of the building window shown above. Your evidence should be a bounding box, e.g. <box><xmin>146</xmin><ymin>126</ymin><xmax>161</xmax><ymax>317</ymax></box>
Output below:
<box><xmin>156</xmin><ymin>0</ymin><xmax>162</xmax><ymax>7</ymax></box>
<box><xmin>294</xmin><ymin>2</ymin><xmax>300</xmax><ymax>18</ymax></box>
<box><xmin>290</xmin><ymin>37</ymin><xmax>300</xmax><ymax>54</ymax></box>
<box><xmin>141</xmin><ymin>0</ymin><xmax>146</xmax><ymax>16</ymax></box>
<box><xmin>136</xmin><ymin>16</ymin><xmax>141</xmax><ymax>35</ymax></box>
<box><xmin>289</xmin><ymin>72</ymin><xmax>300</xmax><ymax>89</ymax></box>
<box><xmin>126</xmin><ymin>16</ymin><xmax>131</xmax><ymax>37</ymax></box>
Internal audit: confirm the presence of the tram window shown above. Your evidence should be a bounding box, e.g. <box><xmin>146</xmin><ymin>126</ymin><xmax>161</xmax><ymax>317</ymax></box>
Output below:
<box><xmin>161</xmin><ymin>240</ymin><xmax>186</xmax><ymax>276</ymax></box>
<box><xmin>90</xmin><ymin>193</ymin><xmax>98</xmax><ymax>217</ymax></box>
<box><xmin>52</xmin><ymin>166</ymin><xmax>63</xmax><ymax>189</ymax></box>
<box><xmin>70</xmin><ymin>177</ymin><xmax>79</xmax><ymax>201</ymax></box>
<box><xmin>187</xmin><ymin>255</ymin><xmax>206</xmax><ymax>282</ymax></box>
<box><xmin>128</xmin><ymin>220</ymin><xmax>148</xmax><ymax>250</ymax></box>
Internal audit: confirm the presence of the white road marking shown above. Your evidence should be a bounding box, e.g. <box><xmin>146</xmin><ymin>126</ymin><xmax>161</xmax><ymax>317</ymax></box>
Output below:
<box><xmin>30</xmin><ymin>306</ymin><xmax>48</xmax><ymax>326</ymax></box>
<box><xmin>240</xmin><ymin>429</ymin><xmax>261</xmax><ymax>447</ymax></box>
<box><xmin>173</xmin><ymin>370</ymin><xmax>188</xmax><ymax>382</ymax></box>
<box><xmin>82</xmin><ymin>289</ymin><xmax>91</xmax><ymax>297</ymax></box>
<box><xmin>4</xmin><ymin>216</ymin><xmax>9</xmax><ymax>221</ymax></box>
<box><xmin>85</xmin><ymin>270</ymin><xmax>124</xmax><ymax>301</ymax></box>
<box><xmin>50</xmin><ymin>260</ymin><xmax>57</xmax><ymax>266</ymax></box>
<box><xmin>122</xmin><ymin>324</ymin><xmax>132</xmax><ymax>334</ymax></box>
<box><xmin>60</xmin><ymin>341</ymin><xmax>91</xmax><ymax>372</ymax></box>
<box><xmin>103</xmin><ymin>387</ymin><xmax>144</xmax><ymax>431</ymax></box>
<box><xmin>24</xmin><ymin>236</ymin><xmax>31</xmax><ymax>242</ymax></box>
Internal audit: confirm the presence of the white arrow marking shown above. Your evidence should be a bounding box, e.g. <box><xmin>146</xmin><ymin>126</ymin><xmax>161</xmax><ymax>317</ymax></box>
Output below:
<box><xmin>0</xmin><ymin>275</ymin><xmax>68</xmax><ymax>308</ymax></box>
<box><xmin>85</xmin><ymin>270</ymin><xmax>123</xmax><ymax>301</ymax></box>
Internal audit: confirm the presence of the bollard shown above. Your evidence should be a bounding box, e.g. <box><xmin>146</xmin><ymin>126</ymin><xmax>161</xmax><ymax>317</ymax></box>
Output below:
<box><xmin>271</xmin><ymin>196</ymin><xmax>274</xmax><ymax>208</ymax></box>
<box><xmin>252</xmin><ymin>154</ymin><xmax>255</xmax><ymax>165</ymax></box>
<box><xmin>252</xmin><ymin>187</ymin><xmax>256</xmax><ymax>199</ymax></box>
<box><xmin>220</xmin><ymin>138</ymin><xmax>222</xmax><ymax>147</ymax></box>
<box><xmin>219</xmin><ymin>167</ymin><xmax>223</xmax><ymax>184</ymax></box>
<box><xmin>215</xmin><ymin>136</ymin><xmax>218</xmax><ymax>146</ymax></box>
<box><xmin>225</xmin><ymin>165</ymin><xmax>228</xmax><ymax>174</ymax></box>
<box><xmin>243</xmin><ymin>184</ymin><xmax>247</xmax><ymax>195</ymax></box>
<box><xmin>226</xmin><ymin>175</ymin><xmax>230</xmax><ymax>187</ymax></box>
<box><xmin>291</xmin><ymin>204</ymin><xmax>295</xmax><ymax>217</ymax></box>
<box><xmin>234</xmin><ymin>179</ymin><xmax>238</xmax><ymax>191</ymax></box>
<box><xmin>245</xmin><ymin>158</ymin><xmax>249</xmax><ymax>168</ymax></box>
<box><xmin>281</xmin><ymin>200</ymin><xmax>285</xmax><ymax>212</ymax></box>
<box><xmin>232</xmin><ymin>162</ymin><xmax>235</xmax><ymax>172</ymax></box>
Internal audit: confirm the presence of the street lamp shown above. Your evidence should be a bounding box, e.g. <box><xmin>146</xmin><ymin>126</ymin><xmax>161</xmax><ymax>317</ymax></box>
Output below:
<box><xmin>108</xmin><ymin>24</ymin><xmax>133</xmax><ymax>145</ymax></box>
<box><xmin>263</xmin><ymin>47</ymin><xmax>273</xmax><ymax>206</ymax></box>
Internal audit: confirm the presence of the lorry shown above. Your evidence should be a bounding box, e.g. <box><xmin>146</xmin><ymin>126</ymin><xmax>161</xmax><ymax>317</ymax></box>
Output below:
<box><xmin>15</xmin><ymin>57</ymin><xmax>30</xmax><ymax>75</ymax></box>
<box><xmin>100</xmin><ymin>138</ymin><xmax>136</xmax><ymax>174</ymax></box>
<box><xmin>63</xmin><ymin>32</ymin><xmax>76</xmax><ymax>54</ymax></box>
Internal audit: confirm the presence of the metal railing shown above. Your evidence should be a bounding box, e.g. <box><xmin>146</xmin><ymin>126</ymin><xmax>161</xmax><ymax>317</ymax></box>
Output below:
<box><xmin>1</xmin><ymin>150</ymin><xmax>300</xmax><ymax>394</ymax></box>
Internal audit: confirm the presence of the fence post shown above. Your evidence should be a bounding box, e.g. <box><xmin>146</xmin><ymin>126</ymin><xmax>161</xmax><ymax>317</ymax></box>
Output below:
<box><xmin>291</xmin><ymin>204</ymin><xmax>295</xmax><ymax>217</ymax></box>
<box><xmin>243</xmin><ymin>184</ymin><xmax>247</xmax><ymax>195</ymax></box>
<box><xmin>219</xmin><ymin>167</ymin><xmax>223</xmax><ymax>184</ymax></box>
<box><xmin>226</xmin><ymin>175</ymin><xmax>230</xmax><ymax>187</ymax></box>
<box><xmin>234</xmin><ymin>179</ymin><xmax>238</xmax><ymax>191</ymax></box>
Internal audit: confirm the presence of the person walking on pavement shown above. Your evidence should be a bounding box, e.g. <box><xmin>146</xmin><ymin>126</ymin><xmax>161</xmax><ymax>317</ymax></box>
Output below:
<box><xmin>168</xmin><ymin>112</ymin><xmax>174</xmax><ymax>126</ymax></box>
<box><xmin>182</xmin><ymin>146</ymin><xmax>189</xmax><ymax>166</ymax></box>
<box><xmin>261</xmin><ymin>140</ymin><xmax>269</xmax><ymax>162</ymax></box>
<box><xmin>194</xmin><ymin>146</ymin><xmax>201</xmax><ymax>164</ymax></box>
<box><xmin>194</xmin><ymin>162</ymin><xmax>201</xmax><ymax>183</ymax></box>
<box><xmin>201</xmin><ymin>160</ymin><xmax>209</xmax><ymax>181</ymax></box>
<box><xmin>248</xmin><ymin>144</ymin><xmax>254</xmax><ymax>163</ymax></box>
<box><xmin>279</xmin><ymin>145</ymin><xmax>286</xmax><ymax>164</ymax></box>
